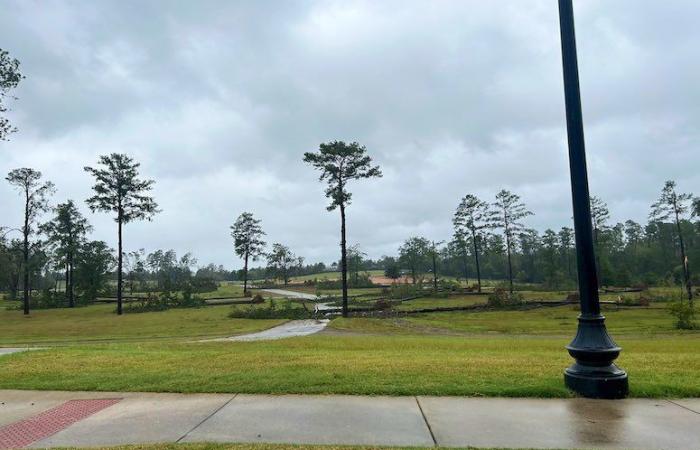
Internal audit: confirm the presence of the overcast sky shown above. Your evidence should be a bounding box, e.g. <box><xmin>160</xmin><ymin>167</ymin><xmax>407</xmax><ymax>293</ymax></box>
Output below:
<box><xmin>1</xmin><ymin>0</ymin><xmax>698</xmax><ymax>268</ymax></box>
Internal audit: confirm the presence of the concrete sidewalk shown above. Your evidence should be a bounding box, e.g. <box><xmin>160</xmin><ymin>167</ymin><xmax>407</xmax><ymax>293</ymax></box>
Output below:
<box><xmin>1</xmin><ymin>390</ymin><xmax>699</xmax><ymax>449</ymax></box>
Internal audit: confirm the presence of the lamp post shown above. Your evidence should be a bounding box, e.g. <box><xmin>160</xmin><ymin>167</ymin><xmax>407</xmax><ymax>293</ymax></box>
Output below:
<box><xmin>558</xmin><ymin>0</ymin><xmax>628</xmax><ymax>399</ymax></box>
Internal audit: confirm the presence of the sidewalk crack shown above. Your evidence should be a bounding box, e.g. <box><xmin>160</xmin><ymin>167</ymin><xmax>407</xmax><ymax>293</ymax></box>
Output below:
<box><xmin>176</xmin><ymin>394</ymin><xmax>237</xmax><ymax>443</ymax></box>
<box><xmin>666</xmin><ymin>399</ymin><xmax>700</xmax><ymax>415</ymax></box>
<box><xmin>415</xmin><ymin>396</ymin><xmax>437</xmax><ymax>447</ymax></box>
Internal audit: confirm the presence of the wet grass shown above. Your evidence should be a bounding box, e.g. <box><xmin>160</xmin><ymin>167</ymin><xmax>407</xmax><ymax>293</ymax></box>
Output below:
<box><xmin>331</xmin><ymin>304</ymin><xmax>695</xmax><ymax>336</ymax></box>
<box><xmin>1</xmin><ymin>287</ymin><xmax>697</xmax><ymax>399</ymax></box>
<box><xmin>0</xmin><ymin>303</ymin><xmax>285</xmax><ymax>345</ymax></box>
<box><xmin>0</xmin><ymin>332</ymin><xmax>697</xmax><ymax>397</ymax></box>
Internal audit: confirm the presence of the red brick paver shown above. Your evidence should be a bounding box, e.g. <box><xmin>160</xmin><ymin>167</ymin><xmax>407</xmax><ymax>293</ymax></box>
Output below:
<box><xmin>0</xmin><ymin>398</ymin><xmax>121</xmax><ymax>449</ymax></box>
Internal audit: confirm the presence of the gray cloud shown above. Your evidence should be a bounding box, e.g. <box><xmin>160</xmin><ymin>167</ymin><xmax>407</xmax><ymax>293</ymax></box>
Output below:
<box><xmin>1</xmin><ymin>0</ymin><xmax>698</xmax><ymax>267</ymax></box>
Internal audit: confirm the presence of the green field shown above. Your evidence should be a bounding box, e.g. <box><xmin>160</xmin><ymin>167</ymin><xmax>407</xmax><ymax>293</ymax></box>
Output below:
<box><xmin>0</xmin><ymin>281</ymin><xmax>698</xmax><ymax>398</ymax></box>
<box><xmin>199</xmin><ymin>282</ymin><xmax>246</xmax><ymax>299</ymax></box>
<box><xmin>0</xmin><ymin>302</ymin><xmax>284</xmax><ymax>345</ymax></box>
<box><xmin>331</xmin><ymin>304</ymin><xmax>692</xmax><ymax>335</ymax></box>
<box><xmin>0</xmin><ymin>332</ymin><xmax>697</xmax><ymax>397</ymax></box>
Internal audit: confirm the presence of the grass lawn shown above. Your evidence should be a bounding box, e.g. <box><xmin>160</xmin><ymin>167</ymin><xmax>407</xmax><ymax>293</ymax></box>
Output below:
<box><xmin>0</xmin><ymin>303</ymin><xmax>285</xmax><ymax>345</ymax></box>
<box><xmin>331</xmin><ymin>304</ymin><xmax>694</xmax><ymax>336</ymax></box>
<box><xmin>0</xmin><ymin>333</ymin><xmax>697</xmax><ymax>397</ymax></box>
<box><xmin>1</xmin><ymin>291</ymin><xmax>697</xmax><ymax>399</ymax></box>
<box><xmin>199</xmin><ymin>282</ymin><xmax>245</xmax><ymax>299</ymax></box>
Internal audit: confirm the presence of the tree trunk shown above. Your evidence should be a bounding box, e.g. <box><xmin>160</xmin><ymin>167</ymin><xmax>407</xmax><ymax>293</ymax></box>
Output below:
<box><xmin>243</xmin><ymin>252</ymin><xmax>249</xmax><ymax>295</ymax></box>
<box><xmin>432</xmin><ymin>248</ymin><xmax>438</xmax><ymax>291</ymax></box>
<box><xmin>340</xmin><ymin>202</ymin><xmax>348</xmax><ymax>318</ymax></box>
<box><xmin>64</xmin><ymin>261</ymin><xmax>69</xmax><ymax>303</ymax></box>
<box><xmin>117</xmin><ymin>214</ymin><xmax>123</xmax><ymax>315</ymax></box>
<box><xmin>22</xmin><ymin>186</ymin><xmax>30</xmax><ymax>315</ymax></box>
<box><xmin>505</xmin><ymin>228</ymin><xmax>514</xmax><ymax>294</ymax></box>
<box><xmin>462</xmin><ymin>248</ymin><xmax>469</xmax><ymax>285</ymax></box>
<box><xmin>68</xmin><ymin>251</ymin><xmax>74</xmax><ymax>308</ymax></box>
<box><xmin>674</xmin><ymin>211</ymin><xmax>693</xmax><ymax>303</ymax></box>
<box><xmin>472</xmin><ymin>231</ymin><xmax>482</xmax><ymax>293</ymax></box>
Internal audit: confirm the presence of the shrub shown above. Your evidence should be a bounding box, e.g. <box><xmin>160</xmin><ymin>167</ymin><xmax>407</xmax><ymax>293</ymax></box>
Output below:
<box><xmin>374</xmin><ymin>298</ymin><xmax>394</xmax><ymax>311</ymax></box>
<box><xmin>637</xmin><ymin>295</ymin><xmax>651</xmax><ymax>307</ymax></box>
<box><xmin>669</xmin><ymin>301</ymin><xmax>697</xmax><ymax>330</ymax></box>
<box><xmin>388</xmin><ymin>283</ymin><xmax>423</xmax><ymax>300</ymax></box>
<box><xmin>187</xmin><ymin>277</ymin><xmax>219</xmax><ymax>293</ymax></box>
<box><xmin>123</xmin><ymin>290</ymin><xmax>205</xmax><ymax>313</ymax></box>
<box><xmin>487</xmin><ymin>288</ymin><xmax>525</xmax><ymax>309</ymax></box>
<box><xmin>15</xmin><ymin>289</ymin><xmax>90</xmax><ymax>310</ymax></box>
<box><xmin>438</xmin><ymin>279</ymin><xmax>461</xmax><ymax>292</ymax></box>
<box><xmin>228</xmin><ymin>300</ymin><xmax>312</xmax><ymax>319</ymax></box>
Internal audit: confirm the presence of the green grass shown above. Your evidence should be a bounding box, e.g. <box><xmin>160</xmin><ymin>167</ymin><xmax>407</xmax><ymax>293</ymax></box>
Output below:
<box><xmin>0</xmin><ymin>303</ymin><xmax>285</xmax><ymax>345</ymax></box>
<box><xmin>0</xmin><ymin>333</ymin><xmax>697</xmax><ymax>397</ymax></box>
<box><xmin>199</xmin><ymin>282</ymin><xmax>245</xmax><ymax>299</ymax></box>
<box><xmin>1</xmin><ymin>287</ymin><xmax>697</xmax><ymax>399</ymax></box>
<box><xmin>394</xmin><ymin>295</ymin><xmax>487</xmax><ymax>311</ymax></box>
<box><xmin>332</xmin><ymin>304</ymin><xmax>696</xmax><ymax>336</ymax></box>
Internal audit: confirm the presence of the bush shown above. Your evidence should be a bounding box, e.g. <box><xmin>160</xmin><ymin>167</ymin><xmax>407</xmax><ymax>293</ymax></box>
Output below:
<box><xmin>388</xmin><ymin>283</ymin><xmax>423</xmax><ymax>300</ymax></box>
<box><xmin>374</xmin><ymin>298</ymin><xmax>394</xmax><ymax>311</ymax></box>
<box><xmin>669</xmin><ymin>301</ymin><xmax>697</xmax><ymax>330</ymax></box>
<box><xmin>637</xmin><ymin>294</ymin><xmax>651</xmax><ymax>307</ymax></box>
<box><xmin>14</xmin><ymin>289</ymin><xmax>90</xmax><ymax>310</ymax></box>
<box><xmin>487</xmin><ymin>288</ymin><xmax>525</xmax><ymax>309</ymax></box>
<box><xmin>123</xmin><ymin>290</ymin><xmax>205</xmax><ymax>313</ymax></box>
<box><xmin>187</xmin><ymin>277</ymin><xmax>219</xmax><ymax>293</ymax></box>
<box><xmin>228</xmin><ymin>300</ymin><xmax>312</xmax><ymax>319</ymax></box>
<box><xmin>438</xmin><ymin>279</ymin><xmax>461</xmax><ymax>292</ymax></box>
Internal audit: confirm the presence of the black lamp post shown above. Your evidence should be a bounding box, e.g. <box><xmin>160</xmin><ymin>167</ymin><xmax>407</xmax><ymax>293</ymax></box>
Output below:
<box><xmin>558</xmin><ymin>0</ymin><xmax>628</xmax><ymax>399</ymax></box>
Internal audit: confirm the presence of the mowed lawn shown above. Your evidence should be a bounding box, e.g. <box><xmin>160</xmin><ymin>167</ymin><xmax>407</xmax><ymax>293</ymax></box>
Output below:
<box><xmin>0</xmin><ymin>302</ymin><xmax>698</xmax><ymax>398</ymax></box>
<box><xmin>0</xmin><ymin>302</ymin><xmax>285</xmax><ymax>345</ymax></box>
<box><xmin>330</xmin><ymin>304</ymin><xmax>693</xmax><ymax>335</ymax></box>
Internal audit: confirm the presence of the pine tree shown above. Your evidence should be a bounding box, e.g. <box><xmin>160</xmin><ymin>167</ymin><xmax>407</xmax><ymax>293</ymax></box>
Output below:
<box><xmin>453</xmin><ymin>194</ymin><xmax>490</xmax><ymax>292</ymax></box>
<box><xmin>5</xmin><ymin>168</ymin><xmax>55</xmax><ymax>314</ymax></box>
<box><xmin>489</xmin><ymin>190</ymin><xmax>533</xmax><ymax>293</ymax></box>
<box><xmin>84</xmin><ymin>154</ymin><xmax>159</xmax><ymax>315</ymax></box>
<box><xmin>231</xmin><ymin>212</ymin><xmax>266</xmax><ymax>295</ymax></box>
<box><xmin>41</xmin><ymin>200</ymin><xmax>92</xmax><ymax>307</ymax></box>
<box><xmin>303</xmin><ymin>141</ymin><xmax>382</xmax><ymax>317</ymax></box>
<box><xmin>650</xmin><ymin>180</ymin><xmax>694</xmax><ymax>302</ymax></box>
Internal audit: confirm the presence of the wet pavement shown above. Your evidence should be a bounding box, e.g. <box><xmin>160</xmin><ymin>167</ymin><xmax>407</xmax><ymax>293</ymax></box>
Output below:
<box><xmin>206</xmin><ymin>319</ymin><xmax>330</xmax><ymax>342</ymax></box>
<box><xmin>0</xmin><ymin>390</ymin><xmax>698</xmax><ymax>449</ymax></box>
<box><xmin>261</xmin><ymin>288</ymin><xmax>337</xmax><ymax>312</ymax></box>
<box><xmin>0</xmin><ymin>348</ymin><xmax>33</xmax><ymax>357</ymax></box>
<box><xmin>261</xmin><ymin>289</ymin><xmax>319</xmax><ymax>300</ymax></box>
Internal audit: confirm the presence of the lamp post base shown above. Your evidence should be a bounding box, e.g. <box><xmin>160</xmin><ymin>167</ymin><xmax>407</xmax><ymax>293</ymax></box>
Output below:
<box><xmin>565</xmin><ymin>365</ymin><xmax>628</xmax><ymax>399</ymax></box>
<box><xmin>565</xmin><ymin>314</ymin><xmax>629</xmax><ymax>399</ymax></box>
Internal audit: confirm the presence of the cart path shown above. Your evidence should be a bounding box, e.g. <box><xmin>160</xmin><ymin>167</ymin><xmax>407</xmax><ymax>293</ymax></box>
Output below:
<box><xmin>203</xmin><ymin>319</ymin><xmax>330</xmax><ymax>342</ymax></box>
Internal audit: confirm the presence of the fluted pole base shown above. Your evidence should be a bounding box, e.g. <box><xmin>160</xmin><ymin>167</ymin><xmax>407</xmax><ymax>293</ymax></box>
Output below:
<box><xmin>564</xmin><ymin>315</ymin><xmax>629</xmax><ymax>399</ymax></box>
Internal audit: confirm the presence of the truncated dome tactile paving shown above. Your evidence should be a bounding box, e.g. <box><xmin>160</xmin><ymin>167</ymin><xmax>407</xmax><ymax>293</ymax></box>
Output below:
<box><xmin>0</xmin><ymin>398</ymin><xmax>122</xmax><ymax>449</ymax></box>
